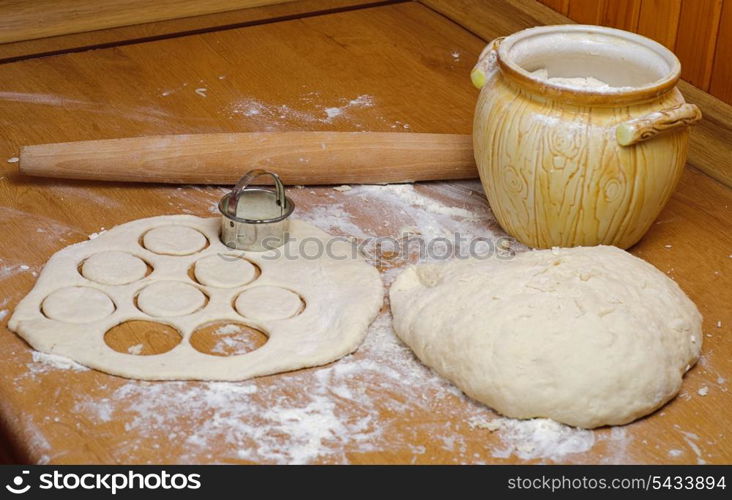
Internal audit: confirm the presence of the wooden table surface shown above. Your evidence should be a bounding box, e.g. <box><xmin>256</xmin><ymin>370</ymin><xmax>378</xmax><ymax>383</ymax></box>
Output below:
<box><xmin>0</xmin><ymin>0</ymin><xmax>730</xmax><ymax>464</ymax></box>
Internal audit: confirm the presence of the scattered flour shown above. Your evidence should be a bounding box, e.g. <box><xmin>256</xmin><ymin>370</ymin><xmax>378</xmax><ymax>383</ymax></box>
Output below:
<box><xmin>668</xmin><ymin>449</ymin><xmax>683</xmax><ymax>458</ymax></box>
<box><xmin>10</xmin><ymin>180</ymin><xmax>637</xmax><ymax>465</ymax></box>
<box><xmin>208</xmin><ymin>324</ymin><xmax>261</xmax><ymax>356</ymax></box>
<box><xmin>362</xmin><ymin>184</ymin><xmax>480</xmax><ymax>220</ymax></box>
<box><xmin>7</xmin><ymin>157</ymin><xmax>19</xmax><ymax>163</ymax></box>
<box><xmin>0</xmin><ymin>91</ymin><xmax>173</xmax><ymax>126</ymax></box>
<box><xmin>227</xmin><ymin>94</ymin><xmax>375</xmax><ymax>127</ymax></box>
<box><xmin>128</xmin><ymin>344</ymin><xmax>144</xmax><ymax>355</ymax></box>
<box><xmin>697</xmin><ymin>386</ymin><xmax>709</xmax><ymax>396</ymax></box>
<box><xmin>0</xmin><ymin>310</ymin><xmax>7</xmax><ymax>321</ymax></box>
<box><xmin>30</xmin><ymin>351</ymin><xmax>88</xmax><ymax>373</ymax></box>
<box><xmin>297</xmin><ymin>204</ymin><xmax>373</xmax><ymax>240</ymax></box>
<box><xmin>214</xmin><ymin>324</ymin><xmax>242</xmax><ymax>335</ymax></box>
<box><xmin>678</xmin><ymin>430</ymin><xmax>706</xmax><ymax>464</ymax></box>
<box><xmin>469</xmin><ymin>416</ymin><xmax>595</xmax><ymax>460</ymax></box>
<box><xmin>88</xmin><ymin>228</ymin><xmax>107</xmax><ymax>240</ymax></box>
<box><xmin>195</xmin><ymin>88</ymin><xmax>208</xmax><ymax>97</ymax></box>
<box><xmin>0</xmin><ymin>262</ymin><xmax>33</xmax><ymax>280</ymax></box>
<box><xmin>17</xmin><ymin>291</ymin><xmax>625</xmax><ymax>461</ymax></box>
<box><xmin>333</xmin><ymin>185</ymin><xmax>352</xmax><ymax>192</ymax></box>
<box><xmin>389</xmin><ymin>120</ymin><xmax>411</xmax><ymax>130</ymax></box>
<box><xmin>210</xmin><ymin>337</ymin><xmax>257</xmax><ymax>355</ymax></box>
<box><xmin>324</xmin><ymin>107</ymin><xmax>341</xmax><ymax>120</ymax></box>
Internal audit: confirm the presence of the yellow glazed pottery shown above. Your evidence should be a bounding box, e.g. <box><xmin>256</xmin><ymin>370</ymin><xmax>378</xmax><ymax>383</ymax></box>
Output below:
<box><xmin>472</xmin><ymin>25</ymin><xmax>701</xmax><ymax>249</ymax></box>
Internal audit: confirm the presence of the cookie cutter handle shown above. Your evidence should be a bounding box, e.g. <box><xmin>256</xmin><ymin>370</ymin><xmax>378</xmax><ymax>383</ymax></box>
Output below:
<box><xmin>225</xmin><ymin>169</ymin><xmax>288</xmax><ymax>218</ymax></box>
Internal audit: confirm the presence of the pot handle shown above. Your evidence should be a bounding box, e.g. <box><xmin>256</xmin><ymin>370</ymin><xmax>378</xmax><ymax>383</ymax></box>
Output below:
<box><xmin>471</xmin><ymin>37</ymin><xmax>504</xmax><ymax>89</ymax></box>
<box><xmin>616</xmin><ymin>103</ymin><xmax>702</xmax><ymax>146</ymax></box>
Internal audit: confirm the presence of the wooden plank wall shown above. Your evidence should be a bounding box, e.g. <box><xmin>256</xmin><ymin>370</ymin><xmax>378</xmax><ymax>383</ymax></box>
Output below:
<box><xmin>0</xmin><ymin>0</ymin><xmax>295</xmax><ymax>43</ymax></box>
<box><xmin>538</xmin><ymin>0</ymin><xmax>732</xmax><ymax>105</ymax></box>
<box><xmin>0</xmin><ymin>0</ymin><xmax>383</xmax><ymax>62</ymax></box>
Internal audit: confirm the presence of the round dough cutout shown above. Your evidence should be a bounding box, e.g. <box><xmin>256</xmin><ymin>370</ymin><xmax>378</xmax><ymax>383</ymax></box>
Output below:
<box><xmin>194</xmin><ymin>254</ymin><xmax>258</xmax><ymax>288</ymax></box>
<box><xmin>136</xmin><ymin>281</ymin><xmax>207</xmax><ymax>317</ymax></box>
<box><xmin>190</xmin><ymin>321</ymin><xmax>267</xmax><ymax>357</ymax></box>
<box><xmin>235</xmin><ymin>286</ymin><xmax>303</xmax><ymax>321</ymax></box>
<box><xmin>143</xmin><ymin>225</ymin><xmax>207</xmax><ymax>255</ymax></box>
<box><xmin>42</xmin><ymin>286</ymin><xmax>115</xmax><ymax>323</ymax></box>
<box><xmin>82</xmin><ymin>251</ymin><xmax>148</xmax><ymax>285</ymax></box>
<box><xmin>105</xmin><ymin>320</ymin><xmax>182</xmax><ymax>355</ymax></box>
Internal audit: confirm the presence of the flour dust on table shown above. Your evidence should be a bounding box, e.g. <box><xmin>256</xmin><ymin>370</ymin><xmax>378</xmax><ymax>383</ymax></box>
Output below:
<box><xmin>9</xmin><ymin>215</ymin><xmax>383</xmax><ymax>381</ymax></box>
<box><xmin>12</xmin><ymin>183</ymin><xmax>667</xmax><ymax>464</ymax></box>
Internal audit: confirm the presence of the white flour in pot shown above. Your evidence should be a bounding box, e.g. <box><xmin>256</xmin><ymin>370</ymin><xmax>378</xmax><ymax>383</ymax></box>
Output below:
<box><xmin>531</xmin><ymin>68</ymin><xmax>617</xmax><ymax>90</ymax></box>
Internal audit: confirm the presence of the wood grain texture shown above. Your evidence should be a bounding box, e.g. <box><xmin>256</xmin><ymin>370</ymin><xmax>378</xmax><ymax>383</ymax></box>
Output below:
<box><xmin>674</xmin><ymin>0</ymin><xmax>723</xmax><ymax>90</ymax></box>
<box><xmin>104</xmin><ymin>321</ymin><xmax>183</xmax><ymax>356</ymax></box>
<box><xmin>20</xmin><ymin>132</ymin><xmax>477</xmax><ymax>185</ymax></box>
<box><xmin>709</xmin><ymin>0</ymin><xmax>732</xmax><ymax>103</ymax></box>
<box><xmin>188</xmin><ymin>322</ymin><xmax>268</xmax><ymax>357</ymax></box>
<box><xmin>0</xmin><ymin>0</ymin><xmax>389</xmax><ymax>62</ymax></box>
<box><xmin>0</xmin><ymin>0</ymin><xmax>730</xmax><ymax>464</ymax></box>
<box><xmin>423</xmin><ymin>0</ymin><xmax>570</xmax><ymax>35</ymax></box>
<box><xmin>422</xmin><ymin>0</ymin><xmax>732</xmax><ymax>188</ymax></box>
<box><xmin>636</xmin><ymin>0</ymin><xmax>681</xmax><ymax>49</ymax></box>
<box><xmin>677</xmin><ymin>80</ymin><xmax>732</xmax><ymax>187</ymax></box>
<box><xmin>567</xmin><ymin>0</ymin><xmax>604</xmax><ymax>24</ymax></box>
<box><xmin>538</xmin><ymin>0</ymin><xmax>569</xmax><ymax>15</ymax></box>
<box><xmin>600</xmin><ymin>0</ymin><xmax>641</xmax><ymax>31</ymax></box>
<box><xmin>548</xmin><ymin>0</ymin><xmax>732</xmax><ymax>105</ymax></box>
<box><xmin>0</xmin><ymin>0</ymin><xmax>295</xmax><ymax>43</ymax></box>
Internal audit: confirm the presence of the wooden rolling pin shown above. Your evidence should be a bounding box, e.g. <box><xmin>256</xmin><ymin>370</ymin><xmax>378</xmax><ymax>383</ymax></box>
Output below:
<box><xmin>19</xmin><ymin>132</ymin><xmax>477</xmax><ymax>185</ymax></box>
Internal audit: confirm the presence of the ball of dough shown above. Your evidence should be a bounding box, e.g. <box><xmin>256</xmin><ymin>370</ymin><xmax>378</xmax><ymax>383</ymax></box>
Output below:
<box><xmin>143</xmin><ymin>225</ymin><xmax>207</xmax><ymax>255</ymax></box>
<box><xmin>194</xmin><ymin>255</ymin><xmax>257</xmax><ymax>288</ymax></box>
<box><xmin>390</xmin><ymin>246</ymin><xmax>702</xmax><ymax>428</ymax></box>
<box><xmin>43</xmin><ymin>286</ymin><xmax>115</xmax><ymax>323</ymax></box>
<box><xmin>82</xmin><ymin>251</ymin><xmax>148</xmax><ymax>285</ymax></box>
<box><xmin>235</xmin><ymin>286</ymin><xmax>303</xmax><ymax>321</ymax></box>
<box><xmin>137</xmin><ymin>281</ymin><xmax>207</xmax><ymax>317</ymax></box>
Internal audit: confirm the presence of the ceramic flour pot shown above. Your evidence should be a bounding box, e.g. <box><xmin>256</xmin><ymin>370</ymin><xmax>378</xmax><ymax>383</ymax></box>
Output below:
<box><xmin>471</xmin><ymin>25</ymin><xmax>701</xmax><ymax>249</ymax></box>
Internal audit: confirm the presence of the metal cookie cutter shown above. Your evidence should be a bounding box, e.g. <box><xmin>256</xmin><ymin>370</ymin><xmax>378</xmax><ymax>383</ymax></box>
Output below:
<box><xmin>218</xmin><ymin>169</ymin><xmax>295</xmax><ymax>251</ymax></box>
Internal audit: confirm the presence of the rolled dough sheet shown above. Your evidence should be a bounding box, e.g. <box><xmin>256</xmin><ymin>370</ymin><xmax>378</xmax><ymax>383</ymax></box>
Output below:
<box><xmin>9</xmin><ymin>216</ymin><xmax>383</xmax><ymax>381</ymax></box>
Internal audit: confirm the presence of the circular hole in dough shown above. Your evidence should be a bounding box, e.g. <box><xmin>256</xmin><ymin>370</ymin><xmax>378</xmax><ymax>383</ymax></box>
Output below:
<box><xmin>189</xmin><ymin>321</ymin><xmax>268</xmax><ymax>357</ymax></box>
<box><xmin>234</xmin><ymin>286</ymin><xmax>304</xmax><ymax>322</ymax></box>
<box><xmin>104</xmin><ymin>320</ymin><xmax>182</xmax><ymax>356</ymax></box>
<box><xmin>136</xmin><ymin>281</ymin><xmax>208</xmax><ymax>317</ymax></box>
<box><xmin>192</xmin><ymin>254</ymin><xmax>259</xmax><ymax>288</ymax></box>
<box><xmin>81</xmin><ymin>251</ymin><xmax>150</xmax><ymax>285</ymax></box>
<box><xmin>142</xmin><ymin>225</ymin><xmax>208</xmax><ymax>256</ymax></box>
<box><xmin>42</xmin><ymin>286</ymin><xmax>115</xmax><ymax>323</ymax></box>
